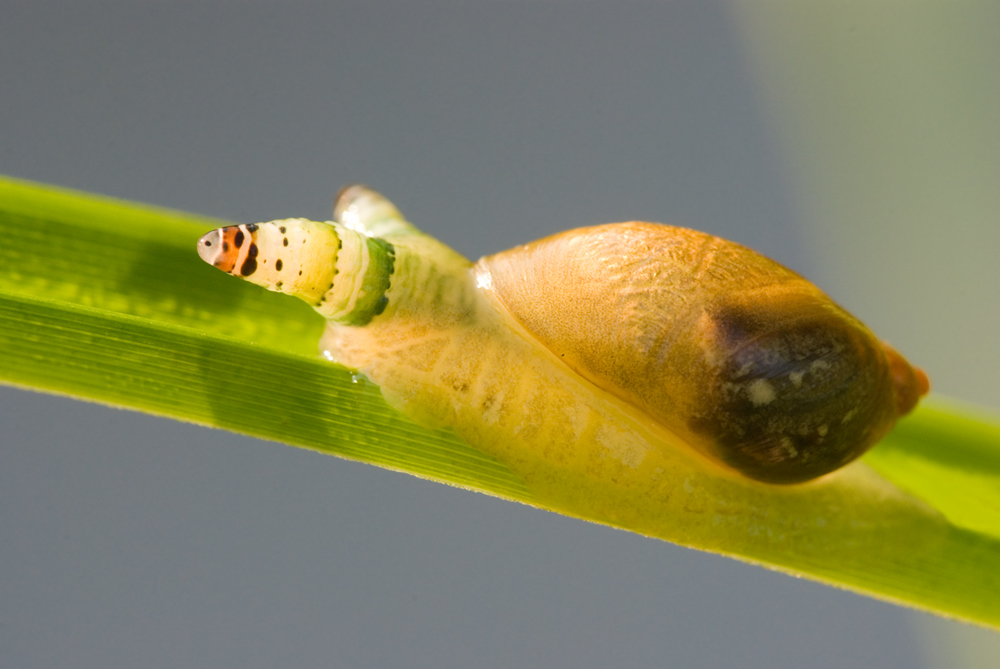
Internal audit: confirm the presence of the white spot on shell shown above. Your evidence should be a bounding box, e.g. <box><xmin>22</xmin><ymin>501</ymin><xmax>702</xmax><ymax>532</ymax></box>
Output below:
<box><xmin>810</xmin><ymin>359</ymin><xmax>831</xmax><ymax>373</ymax></box>
<box><xmin>747</xmin><ymin>379</ymin><xmax>776</xmax><ymax>406</ymax></box>
<box><xmin>817</xmin><ymin>424</ymin><xmax>828</xmax><ymax>436</ymax></box>
<box><xmin>789</xmin><ymin>371</ymin><xmax>804</xmax><ymax>387</ymax></box>
<box><xmin>780</xmin><ymin>437</ymin><xmax>798</xmax><ymax>458</ymax></box>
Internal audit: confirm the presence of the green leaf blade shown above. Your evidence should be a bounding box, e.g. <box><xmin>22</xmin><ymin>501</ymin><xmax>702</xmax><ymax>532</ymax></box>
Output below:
<box><xmin>0</xmin><ymin>176</ymin><xmax>323</xmax><ymax>355</ymax></box>
<box><xmin>0</xmin><ymin>289</ymin><xmax>533</xmax><ymax>501</ymax></box>
<box><xmin>867</xmin><ymin>401</ymin><xmax>1000</xmax><ymax>540</ymax></box>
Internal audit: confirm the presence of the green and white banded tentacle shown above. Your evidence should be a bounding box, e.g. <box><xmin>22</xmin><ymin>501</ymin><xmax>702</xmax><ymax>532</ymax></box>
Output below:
<box><xmin>197</xmin><ymin>186</ymin><xmax>475</xmax><ymax>328</ymax></box>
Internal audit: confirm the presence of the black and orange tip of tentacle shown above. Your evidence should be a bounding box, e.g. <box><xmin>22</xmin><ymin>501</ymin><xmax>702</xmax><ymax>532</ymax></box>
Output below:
<box><xmin>198</xmin><ymin>226</ymin><xmax>251</xmax><ymax>275</ymax></box>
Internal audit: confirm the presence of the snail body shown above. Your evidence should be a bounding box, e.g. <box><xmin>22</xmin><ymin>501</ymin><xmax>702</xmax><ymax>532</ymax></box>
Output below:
<box><xmin>198</xmin><ymin>186</ymin><xmax>928</xmax><ymax>485</ymax></box>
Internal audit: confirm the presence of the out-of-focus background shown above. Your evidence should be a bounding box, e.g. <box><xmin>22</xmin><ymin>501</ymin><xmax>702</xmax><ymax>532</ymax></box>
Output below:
<box><xmin>2</xmin><ymin>2</ymin><xmax>997</xmax><ymax>667</ymax></box>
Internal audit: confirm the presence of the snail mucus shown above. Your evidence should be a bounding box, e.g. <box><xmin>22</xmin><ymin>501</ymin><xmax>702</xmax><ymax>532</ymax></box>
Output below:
<box><xmin>197</xmin><ymin>186</ymin><xmax>929</xmax><ymax>485</ymax></box>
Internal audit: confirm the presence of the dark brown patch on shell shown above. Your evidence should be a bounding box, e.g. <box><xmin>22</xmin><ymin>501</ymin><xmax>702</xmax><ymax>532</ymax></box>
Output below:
<box><xmin>687</xmin><ymin>296</ymin><xmax>896</xmax><ymax>484</ymax></box>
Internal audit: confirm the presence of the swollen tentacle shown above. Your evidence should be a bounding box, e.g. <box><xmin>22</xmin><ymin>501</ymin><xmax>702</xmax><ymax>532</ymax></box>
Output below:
<box><xmin>197</xmin><ymin>186</ymin><xmax>475</xmax><ymax>330</ymax></box>
<box><xmin>197</xmin><ymin>218</ymin><xmax>395</xmax><ymax>326</ymax></box>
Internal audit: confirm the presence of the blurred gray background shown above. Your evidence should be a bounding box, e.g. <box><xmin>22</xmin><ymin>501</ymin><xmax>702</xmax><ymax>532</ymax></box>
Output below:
<box><xmin>2</xmin><ymin>2</ymin><xmax>994</xmax><ymax>667</ymax></box>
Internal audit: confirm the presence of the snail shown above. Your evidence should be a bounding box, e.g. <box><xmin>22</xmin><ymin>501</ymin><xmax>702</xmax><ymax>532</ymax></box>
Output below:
<box><xmin>197</xmin><ymin>186</ymin><xmax>929</xmax><ymax>485</ymax></box>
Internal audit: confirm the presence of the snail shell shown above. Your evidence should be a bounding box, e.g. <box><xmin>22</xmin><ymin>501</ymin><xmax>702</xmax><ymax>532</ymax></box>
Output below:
<box><xmin>197</xmin><ymin>186</ymin><xmax>929</xmax><ymax>485</ymax></box>
<box><xmin>478</xmin><ymin>223</ymin><xmax>928</xmax><ymax>483</ymax></box>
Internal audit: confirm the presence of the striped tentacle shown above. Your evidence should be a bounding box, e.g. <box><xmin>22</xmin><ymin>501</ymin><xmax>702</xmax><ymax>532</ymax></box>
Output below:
<box><xmin>197</xmin><ymin>217</ymin><xmax>396</xmax><ymax>327</ymax></box>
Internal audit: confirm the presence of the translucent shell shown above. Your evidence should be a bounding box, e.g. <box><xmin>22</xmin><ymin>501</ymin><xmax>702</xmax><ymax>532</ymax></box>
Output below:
<box><xmin>478</xmin><ymin>222</ymin><xmax>929</xmax><ymax>484</ymax></box>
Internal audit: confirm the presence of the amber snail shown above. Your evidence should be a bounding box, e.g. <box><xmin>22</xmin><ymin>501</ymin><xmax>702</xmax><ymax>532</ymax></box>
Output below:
<box><xmin>197</xmin><ymin>186</ymin><xmax>929</xmax><ymax>485</ymax></box>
